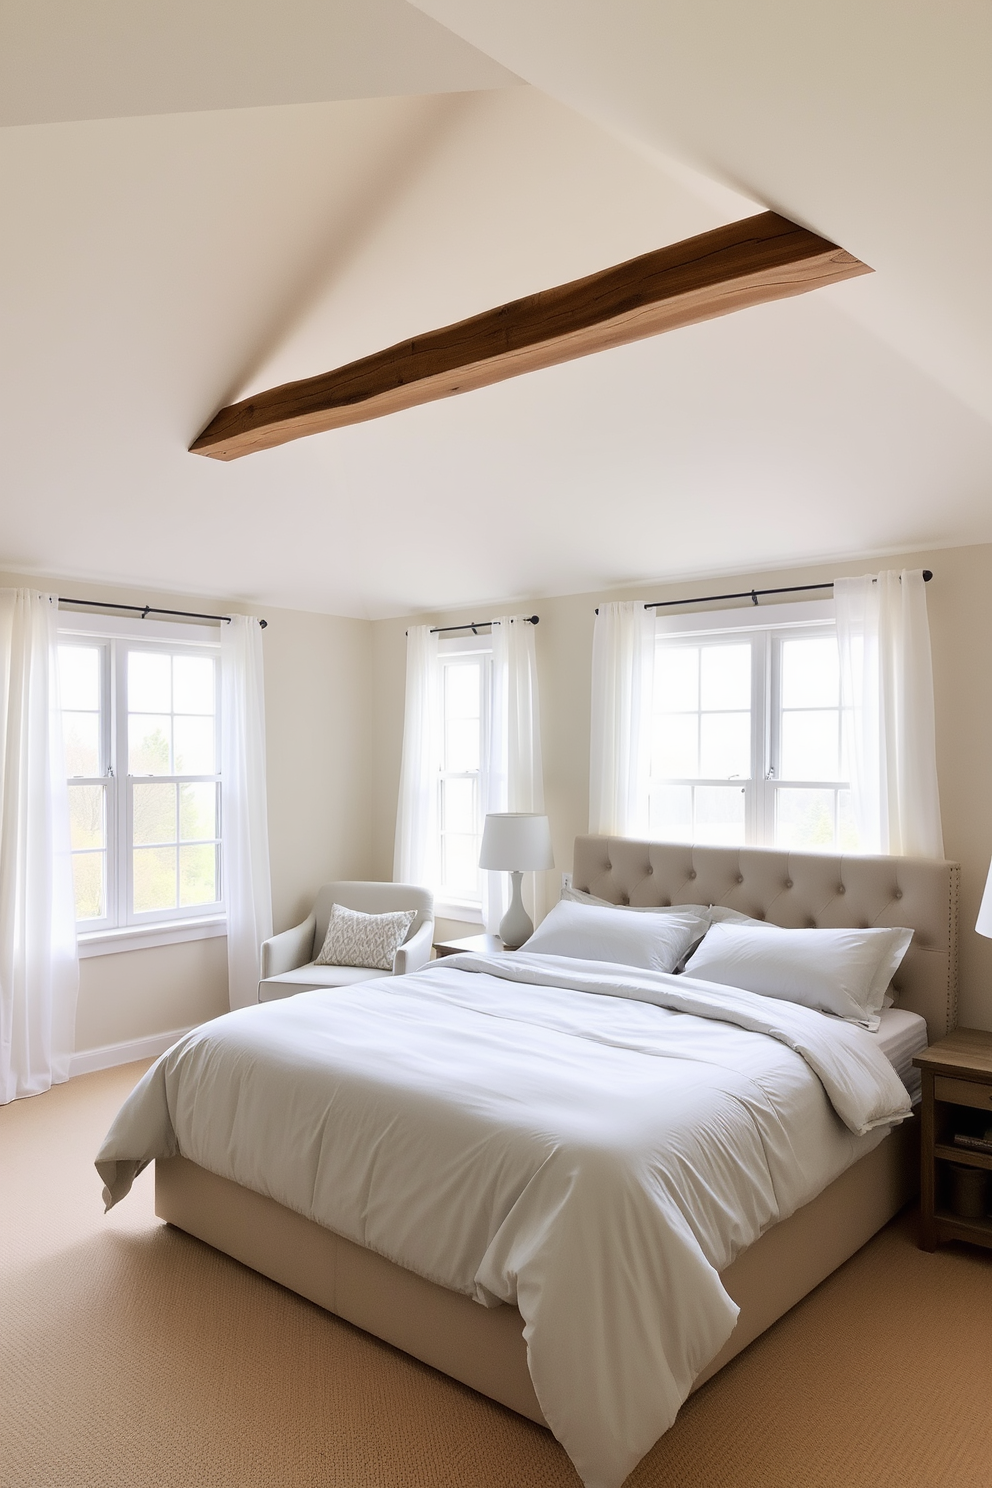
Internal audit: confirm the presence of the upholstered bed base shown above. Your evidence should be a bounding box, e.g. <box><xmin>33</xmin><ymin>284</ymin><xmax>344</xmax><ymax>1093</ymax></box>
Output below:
<box><xmin>156</xmin><ymin>1120</ymin><xmax>917</xmax><ymax>1423</ymax></box>
<box><xmin>154</xmin><ymin>838</ymin><xmax>957</xmax><ymax>1428</ymax></box>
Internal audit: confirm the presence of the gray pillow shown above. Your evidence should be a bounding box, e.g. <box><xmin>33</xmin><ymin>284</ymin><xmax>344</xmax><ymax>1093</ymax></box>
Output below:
<box><xmin>315</xmin><ymin>903</ymin><xmax>417</xmax><ymax>972</ymax></box>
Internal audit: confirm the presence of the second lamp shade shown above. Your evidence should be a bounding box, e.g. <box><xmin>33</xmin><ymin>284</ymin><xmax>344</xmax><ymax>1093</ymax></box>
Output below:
<box><xmin>479</xmin><ymin>813</ymin><xmax>554</xmax><ymax>871</ymax></box>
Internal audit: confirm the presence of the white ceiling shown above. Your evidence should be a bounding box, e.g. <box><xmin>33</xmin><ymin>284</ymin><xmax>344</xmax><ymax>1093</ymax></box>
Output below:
<box><xmin>2</xmin><ymin>1</ymin><xmax>991</xmax><ymax>617</ymax></box>
<box><xmin>0</xmin><ymin>0</ymin><xmax>519</xmax><ymax>124</ymax></box>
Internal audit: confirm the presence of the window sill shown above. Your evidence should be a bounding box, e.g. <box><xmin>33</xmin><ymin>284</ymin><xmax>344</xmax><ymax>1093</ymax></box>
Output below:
<box><xmin>77</xmin><ymin>916</ymin><xmax>227</xmax><ymax>959</ymax></box>
<box><xmin>434</xmin><ymin>899</ymin><xmax>484</xmax><ymax>926</ymax></box>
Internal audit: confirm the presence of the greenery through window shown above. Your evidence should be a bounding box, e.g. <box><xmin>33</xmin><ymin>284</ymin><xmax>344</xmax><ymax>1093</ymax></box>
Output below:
<box><xmin>59</xmin><ymin>629</ymin><xmax>222</xmax><ymax>931</ymax></box>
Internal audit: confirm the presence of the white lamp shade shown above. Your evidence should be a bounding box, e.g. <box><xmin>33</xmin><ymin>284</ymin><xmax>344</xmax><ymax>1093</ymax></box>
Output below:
<box><xmin>479</xmin><ymin>813</ymin><xmax>554</xmax><ymax>871</ymax></box>
<box><xmin>977</xmin><ymin>859</ymin><xmax>992</xmax><ymax>938</ymax></box>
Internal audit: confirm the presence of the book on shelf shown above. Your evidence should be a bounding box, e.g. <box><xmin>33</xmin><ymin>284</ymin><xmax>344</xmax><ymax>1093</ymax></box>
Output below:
<box><xmin>952</xmin><ymin>1131</ymin><xmax>992</xmax><ymax>1155</ymax></box>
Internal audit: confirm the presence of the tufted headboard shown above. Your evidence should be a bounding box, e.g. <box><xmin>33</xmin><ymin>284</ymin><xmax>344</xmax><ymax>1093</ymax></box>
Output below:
<box><xmin>572</xmin><ymin>836</ymin><xmax>960</xmax><ymax>1040</ymax></box>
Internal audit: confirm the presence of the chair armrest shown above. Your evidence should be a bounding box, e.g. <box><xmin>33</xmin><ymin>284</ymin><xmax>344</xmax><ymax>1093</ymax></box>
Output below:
<box><xmin>392</xmin><ymin>919</ymin><xmax>434</xmax><ymax>976</ymax></box>
<box><xmin>261</xmin><ymin>914</ymin><xmax>317</xmax><ymax>979</ymax></box>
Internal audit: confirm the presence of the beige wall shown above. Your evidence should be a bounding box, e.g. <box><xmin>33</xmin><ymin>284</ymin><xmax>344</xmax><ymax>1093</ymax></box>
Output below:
<box><xmin>371</xmin><ymin>543</ymin><xmax>992</xmax><ymax>1032</ymax></box>
<box><xmin>1</xmin><ymin>571</ymin><xmax>374</xmax><ymax>1056</ymax></box>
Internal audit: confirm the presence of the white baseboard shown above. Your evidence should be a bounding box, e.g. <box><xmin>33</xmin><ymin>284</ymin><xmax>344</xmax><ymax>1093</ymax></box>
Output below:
<box><xmin>69</xmin><ymin>1027</ymin><xmax>193</xmax><ymax>1078</ymax></box>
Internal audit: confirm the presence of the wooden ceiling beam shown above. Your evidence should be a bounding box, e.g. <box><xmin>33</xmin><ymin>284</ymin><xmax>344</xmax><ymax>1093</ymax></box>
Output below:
<box><xmin>189</xmin><ymin>211</ymin><xmax>870</xmax><ymax>461</ymax></box>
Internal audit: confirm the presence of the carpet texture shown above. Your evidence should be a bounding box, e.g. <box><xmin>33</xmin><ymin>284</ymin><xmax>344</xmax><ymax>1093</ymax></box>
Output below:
<box><xmin>2</xmin><ymin>1062</ymin><xmax>991</xmax><ymax>1488</ymax></box>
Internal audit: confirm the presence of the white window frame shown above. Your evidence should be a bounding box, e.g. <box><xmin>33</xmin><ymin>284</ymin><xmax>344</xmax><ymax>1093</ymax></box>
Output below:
<box><xmin>652</xmin><ymin>599</ymin><xmax>850</xmax><ymax>849</ymax></box>
<box><xmin>59</xmin><ymin>611</ymin><xmax>227</xmax><ymax>957</ymax></box>
<box><xmin>435</xmin><ymin>633</ymin><xmax>492</xmax><ymax>922</ymax></box>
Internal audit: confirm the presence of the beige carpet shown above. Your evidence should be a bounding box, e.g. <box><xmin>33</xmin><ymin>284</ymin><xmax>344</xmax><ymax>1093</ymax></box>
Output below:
<box><xmin>2</xmin><ymin>1064</ymin><xmax>991</xmax><ymax>1488</ymax></box>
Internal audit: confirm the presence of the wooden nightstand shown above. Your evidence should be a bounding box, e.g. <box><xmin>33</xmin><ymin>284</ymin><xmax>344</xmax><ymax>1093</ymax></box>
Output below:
<box><xmin>914</xmin><ymin>1028</ymin><xmax>992</xmax><ymax>1252</ymax></box>
<box><xmin>433</xmin><ymin>933</ymin><xmax>504</xmax><ymax>958</ymax></box>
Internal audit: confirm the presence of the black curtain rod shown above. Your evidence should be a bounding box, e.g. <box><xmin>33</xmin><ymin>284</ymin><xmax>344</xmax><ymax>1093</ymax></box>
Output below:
<box><xmin>595</xmin><ymin>571</ymin><xmax>932</xmax><ymax>615</ymax></box>
<box><xmin>405</xmin><ymin>615</ymin><xmax>539</xmax><ymax>637</ymax></box>
<box><xmin>59</xmin><ymin>597</ymin><xmax>268</xmax><ymax>628</ymax></box>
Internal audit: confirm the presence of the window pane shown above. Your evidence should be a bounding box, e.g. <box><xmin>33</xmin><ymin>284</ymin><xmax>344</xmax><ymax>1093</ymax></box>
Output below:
<box><xmin>445</xmin><ymin>663</ymin><xmax>480</xmax><ymax>718</ymax></box>
<box><xmin>133</xmin><ymin>782</ymin><xmax>176</xmax><ymax>845</ymax></box>
<box><xmin>781</xmin><ymin>711</ymin><xmax>839</xmax><ymax>781</ymax></box>
<box><xmin>445</xmin><ymin>718</ymin><xmax>480</xmax><ymax>773</ymax></box>
<box><xmin>656</xmin><ymin>647</ymin><xmax>698</xmax><ymax>711</ymax></box>
<box><xmin>173</xmin><ymin>656</ymin><xmax>215</xmax><ymax>714</ymax></box>
<box><xmin>174</xmin><ymin>716</ymin><xmax>215</xmax><ymax>775</ymax></box>
<box><xmin>129</xmin><ymin>715</ymin><xmax>171</xmax><ymax>773</ymax></box>
<box><xmin>442</xmin><ymin>834</ymin><xmax>480</xmax><ymax>898</ymax></box>
<box><xmin>72</xmin><ymin>852</ymin><xmax>105</xmax><ymax>920</ymax></box>
<box><xmin>128</xmin><ymin>651</ymin><xmax>171</xmax><ymax>712</ymax></box>
<box><xmin>68</xmin><ymin>784</ymin><xmax>105</xmax><ymax>850</ymax></box>
<box><xmin>781</xmin><ymin>637</ymin><xmax>839</xmax><ymax>709</ymax></box>
<box><xmin>180</xmin><ymin>782</ymin><xmax>216</xmax><ymax>841</ymax></box>
<box><xmin>59</xmin><ymin>646</ymin><xmax>100</xmax><ymax>711</ymax></box>
<box><xmin>180</xmin><ymin>844</ymin><xmax>217</xmax><ymax>906</ymax></box>
<box><xmin>838</xmin><ymin>789</ymin><xmax>858</xmax><ymax>850</ymax></box>
<box><xmin>650</xmin><ymin>784</ymin><xmax>692</xmax><ymax>841</ymax></box>
<box><xmin>700</xmin><ymin>645</ymin><xmax>751</xmax><ymax>711</ymax></box>
<box><xmin>775</xmin><ymin>788</ymin><xmax>836</xmax><ymax>849</ymax></box>
<box><xmin>133</xmin><ymin>846</ymin><xmax>177</xmax><ymax>912</ymax></box>
<box><xmin>655</xmin><ymin>715</ymin><xmax>698</xmax><ymax>778</ymax></box>
<box><xmin>699</xmin><ymin>712</ymin><xmax>750</xmax><ymax>778</ymax></box>
<box><xmin>63</xmin><ymin>712</ymin><xmax>100</xmax><ymax>776</ymax></box>
<box><xmin>441</xmin><ymin>777</ymin><xmax>476</xmax><ymax>835</ymax></box>
<box><xmin>693</xmin><ymin>786</ymin><xmax>746</xmax><ymax>845</ymax></box>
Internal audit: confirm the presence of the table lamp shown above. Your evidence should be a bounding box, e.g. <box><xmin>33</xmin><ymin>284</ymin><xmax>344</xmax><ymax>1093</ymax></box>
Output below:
<box><xmin>977</xmin><ymin>860</ymin><xmax>992</xmax><ymax>939</ymax></box>
<box><xmin>479</xmin><ymin>813</ymin><xmax>555</xmax><ymax>949</ymax></box>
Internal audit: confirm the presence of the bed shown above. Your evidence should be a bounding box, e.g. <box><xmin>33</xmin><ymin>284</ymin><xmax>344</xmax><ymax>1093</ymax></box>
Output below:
<box><xmin>97</xmin><ymin>836</ymin><xmax>959</xmax><ymax>1488</ymax></box>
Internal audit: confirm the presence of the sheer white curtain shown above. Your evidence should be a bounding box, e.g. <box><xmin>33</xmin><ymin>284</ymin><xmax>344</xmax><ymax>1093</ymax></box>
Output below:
<box><xmin>221</xmin><ymin>616</ymin><xmax>273</xmax><ymax>1010</ymax></box>
<box><xmin>835</xmin><ymin>569</ymin><xmax>944</xmax><ymax>858</ymax></box>
<box><xmin>393</xmin><ymin>625</ymin><xmax>441</xmax><ymax>888</ymax></box>
<box><xmin>0</xmin><ymin>590</ymin><xmax>78</xmax><ymax>1103</ymax></box>
<box><xmin>482</xmin><ymin>617</ymin><xmax>547</xmax><ymax>933</ymax></box>
<box><xmin>589</xmin><ymin>601</ymin><xmax>655</xmax><ymax>837</ymax></box>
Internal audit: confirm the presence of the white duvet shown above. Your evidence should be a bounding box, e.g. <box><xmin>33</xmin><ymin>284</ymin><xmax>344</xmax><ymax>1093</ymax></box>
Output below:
<box><xmin>96</xmin><ymin>952</ymin><xmax>911</xmax><ymax>1488</ymax></box>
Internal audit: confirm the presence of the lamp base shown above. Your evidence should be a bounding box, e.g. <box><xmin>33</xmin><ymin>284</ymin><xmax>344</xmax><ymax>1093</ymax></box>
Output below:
<box><xmin>498</xmin><ymin>870</ymin><xmax>533</xmax><ymax>950</ymax></box>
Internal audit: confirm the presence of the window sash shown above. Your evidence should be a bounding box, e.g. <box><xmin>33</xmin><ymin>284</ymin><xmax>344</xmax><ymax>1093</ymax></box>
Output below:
<box><xmin>59</xmin><ymin>620</ymin><xmax>223</xmax><ymax>932</ymax></box>
<box><xmin>651</xmin><ymin>616</ymin><xmax>850</xmax><ymax>850</ymax></box>
<box><xmin>436</xmin><ymin>639</ymin><xmax>491</xmax><ymax>914</ymax></box>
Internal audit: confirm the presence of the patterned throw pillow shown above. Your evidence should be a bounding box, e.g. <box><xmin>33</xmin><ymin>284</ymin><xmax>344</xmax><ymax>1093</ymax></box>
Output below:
<box><xmin>314</xmin><ymin>902</ymin><xmax>418</xmax><ymax>972</ymax></box>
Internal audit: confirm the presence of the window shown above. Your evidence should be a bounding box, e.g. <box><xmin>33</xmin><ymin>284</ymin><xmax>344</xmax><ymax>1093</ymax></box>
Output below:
<box><xmin>436</xmin><ymin>636</ymin><xmax>491</xmax><ymax>915</ymax></box>
<box><xmin>649</xmin><ymin>601</ymin><xmax>854</xmax><ymax>851</ymax></box>
<box><xmin>58</xmin><ymin>614</ymin><xmax>224</xmax><ymax>945</ymax></box>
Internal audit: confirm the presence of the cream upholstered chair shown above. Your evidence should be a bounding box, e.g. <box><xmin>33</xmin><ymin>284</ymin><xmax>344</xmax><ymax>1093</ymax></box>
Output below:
<box><xmin>258</xmin><ymin>881</ymin><xmax>434</xmax><ymax>1002</ymax></box>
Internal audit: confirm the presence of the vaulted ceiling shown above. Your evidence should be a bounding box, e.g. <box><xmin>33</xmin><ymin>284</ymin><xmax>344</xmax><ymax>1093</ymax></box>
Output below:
<box><xmin>2</xmin><ymin>0</ymin><xmax>991</xmax><ymax>617</ymax></box>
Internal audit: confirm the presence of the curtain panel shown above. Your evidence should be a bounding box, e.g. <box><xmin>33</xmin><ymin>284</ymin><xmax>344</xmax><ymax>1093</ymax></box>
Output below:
<box><xmin>0</xmin><ymin>590</ymin><xmax>78</xmax><ymax>1103</ymax></box>
<box><xmin>482</xmin><ymin>617</ymin><xmax>547</xmax><ymax>933</ymax></box>
<box><xmin>393</xmin><ymin>625</ymin><xmax>441</xmax><ymax>888</ymax></box>
<box><xmin>588</xmin><ymin>601</ymin><xmax>655</xmax><ymax>838</ymax></box>
<box><xmin>835</xmin><ymin>569</ymin><xmax>944</xmax><ymax>858</ymax></box>
<box><xmin>220</xmin><ymin>616</ymin><xmax>273</xmax><ymax>1010</ymax></box>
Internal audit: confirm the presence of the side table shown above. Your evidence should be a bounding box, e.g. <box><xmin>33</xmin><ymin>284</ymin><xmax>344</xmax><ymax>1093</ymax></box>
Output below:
<box><xmin>433</xmin><ymin>933</ymin><xmax>504</xmax><ymax>959</ymax></box>
<box><xmin>913</xmin><ymin>1027</ymin><xmax>992</xmax><ymax>1252</ymax></box>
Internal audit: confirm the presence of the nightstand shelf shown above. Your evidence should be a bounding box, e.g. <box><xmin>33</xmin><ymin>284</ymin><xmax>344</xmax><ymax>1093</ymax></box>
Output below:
<box><xmin>933</xmin><ymin>1142</ymin><xmax>992</xmax><ymax>1173</ymax></box>
<box><xmin>914</xmin><ymin>1028</ymin><xmax>992</xmax><ymax>1252</ymax></box>
<box><xmin>931</xmin><ymin>1210</ymin><xmax>992</xmax><ymax>1246</ymax></box>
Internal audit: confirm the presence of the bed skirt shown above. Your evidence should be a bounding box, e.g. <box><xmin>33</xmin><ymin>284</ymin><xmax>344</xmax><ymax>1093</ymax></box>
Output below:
<box><xmin>155</xmin><ymin>1115</ymin><xmax>917</xmax><ymax>1425</ymax></box>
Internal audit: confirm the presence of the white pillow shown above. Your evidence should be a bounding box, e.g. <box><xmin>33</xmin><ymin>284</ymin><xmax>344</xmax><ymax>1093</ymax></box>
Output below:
<box><xmin>562</xmin><ymin>884</ymin><xmax>711</xmax><ymax>919</ymax></box>
<box><xmin>315</xmin><ymin>903</ymin><xmax>417</xmax><ymax>972</ymax></box>
<box><xmin>706</xmin><ymin>905</ymin><xmax>775</xmax><ymax>928</ymax></box>
<box><xmin>521</xmin><ymin>898</ymin><xmax>709</xmax><ymax>973</ymax></box>
<box><xmin>683</xmin><ymin>921</ymin><xmax>913</xmax><ymax>1028</ymax></box>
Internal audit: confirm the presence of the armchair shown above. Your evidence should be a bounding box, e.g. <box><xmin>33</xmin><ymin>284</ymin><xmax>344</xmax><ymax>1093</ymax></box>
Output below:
<box><xmin>258</xmin><ymin>881</ymin><xmax>434</xmax><ymax>1002</ymax></box>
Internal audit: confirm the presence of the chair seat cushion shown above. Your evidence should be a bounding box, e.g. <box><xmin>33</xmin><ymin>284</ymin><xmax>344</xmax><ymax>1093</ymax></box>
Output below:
<box><xmin>258</xmin><ymin>963</ymin><xmax>385</xmax><ymax>1001</ymax></box>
